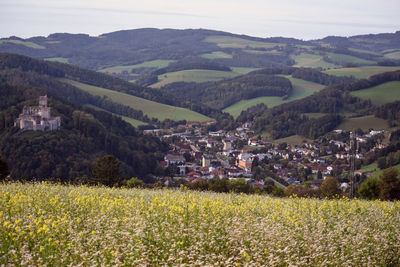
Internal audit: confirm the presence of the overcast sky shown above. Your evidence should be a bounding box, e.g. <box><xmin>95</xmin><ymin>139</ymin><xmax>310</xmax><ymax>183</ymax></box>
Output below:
<box><xmin>1</xmin><ymin>0</ymin><xmax>399</xmax><ymax>40</ymax></box>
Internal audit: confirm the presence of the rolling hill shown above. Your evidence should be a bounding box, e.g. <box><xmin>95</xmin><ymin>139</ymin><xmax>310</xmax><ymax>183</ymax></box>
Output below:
<box><xmin>0</xmin><ymin>53</ymin><xmax>218</xmax><ymax>125</ymax></box>
<box><xmin>62</xmin><ymin>79</ymin><xmax>211</xmax><ymax>122</ymax></box>
<box><xmin>1</xmin><ymin>28</ymin><xmax>397</xmax><ymax>85</ymax></box>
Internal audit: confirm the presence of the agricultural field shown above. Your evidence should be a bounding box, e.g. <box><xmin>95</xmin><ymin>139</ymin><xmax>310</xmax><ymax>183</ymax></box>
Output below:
<box><xmin>61</xmin><ymin>79</ymin><xmax>212</xmax><ymax>122</ymax></box>
<box><xmin>0</xmin><ymin>40</ymin><xmax>45</xmax><ymax>49</ymax></box>
<box><xmin>384</xmin><ymin>51</ymin><xmax>400</xmax><ymax>60</ymax></box>
<box><xmin>350</xmin><ymin>81</ymin><xmax>400</xmax><ymax>105</ymax></box>
<box><xmin>204</xmin><ymin>35</ymin><xmax>285</xmax><ymax>49</ymax></box>
<box><xmin>99</xmin><ymin>60</ymin><xmax>176</xmax><ymax>74</ymax></box>
<box><xmin>336</xmin><ymin>115</ymin><xmax>389</xmax><ymax>132</ymax></box>
<box><xmin>326</xmin><ymin>52</ymin><xmax>375</xmax><ymax>65</ymax></box>
<box><xmin>291</xmin><ymin>53</ymin><xmax>339</xmax><ymax>69</ymax></box>
<box><xmin>45</xmin><ymin>57</ymin><xmax>69</xmax><ymax>64</ymax></box>
<box><xmin>223</xmin><ymin>76</ymin><xmax>324</xmax><ymax>117</ymax></box>
<box><xmin>273</xmin><ymin>135</ymin><xmax>312</xmax><ymax>146</ymax></box>
<box><xmin>151</xmin><ymin>69</ymin><xmax>240</xmax><ymax>88</ymax></box>
<box><xmin>200</xmin><ymin>51</ymin><xmax>232</xmax><ymax>59</ymax></box>
<box><xmin>243</xmin><ymin>49</ymin><xmax>283</xmax><ymax>55</ymax></box>
<box><xmin>323</xmin><ymin>66</ymin><xmax>400</xmax><ymax>79</ymax></box>
<box><xmin>1</xmin><ymin>183</ymin><xmax>399</xmax><ymax>266</ymax></box>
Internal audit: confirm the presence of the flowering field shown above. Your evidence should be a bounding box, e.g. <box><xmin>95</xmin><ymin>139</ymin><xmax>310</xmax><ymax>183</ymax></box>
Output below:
<box><xmin>1</xmin><ymin>183</ymin><xmax>399</xmax><ymax>266</ymax></box>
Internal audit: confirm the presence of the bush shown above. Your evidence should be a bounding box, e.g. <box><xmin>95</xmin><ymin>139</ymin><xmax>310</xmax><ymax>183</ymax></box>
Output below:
<box><xmin>228</xmin><ymin>178</ymin><xmax>254</xmax><ymax>194</ymax></box>
<box><xmin>358</xmin><ymin>176</ymin><xmax>380</xmax><ymax>200</ymax></box>
<box><xmin>320</xmin><ymin>177</ymin><xmax>340</xmax><ymax>198</ymax></box>
<box><xmin>125</xmin><ymin>177</ymin><xmax>145</xmax><ymax>188</ymax></box>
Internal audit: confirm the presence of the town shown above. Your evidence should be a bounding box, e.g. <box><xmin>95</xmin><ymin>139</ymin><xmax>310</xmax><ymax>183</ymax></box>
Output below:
<box><xmin>145</xmin><ymin>121</ymin><xmax>387</xmax><ymax>193</ymax></box>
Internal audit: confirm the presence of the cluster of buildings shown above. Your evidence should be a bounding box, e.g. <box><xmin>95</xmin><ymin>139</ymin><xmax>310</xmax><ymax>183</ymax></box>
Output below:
<box><xmin>150</xmin><ymin>122</ymin><xmax>386</xmax><ymax>189</ymax></box>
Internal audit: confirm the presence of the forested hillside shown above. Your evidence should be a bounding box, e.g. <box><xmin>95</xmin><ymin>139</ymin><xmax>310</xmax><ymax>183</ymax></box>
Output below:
<box><xmin>0</xmin><ymin>81</ymin><xmax>168</xmax><ymax>180</ymax></box>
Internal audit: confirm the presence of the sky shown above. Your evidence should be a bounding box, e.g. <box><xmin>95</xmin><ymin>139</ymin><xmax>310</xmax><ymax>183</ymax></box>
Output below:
<box><xmin>0</xmin><ymin>0</ymin><xmax>399</xmax><ymax>40</ymax></box>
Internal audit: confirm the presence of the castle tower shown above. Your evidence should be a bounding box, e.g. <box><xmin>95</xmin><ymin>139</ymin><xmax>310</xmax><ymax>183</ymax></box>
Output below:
<box><xmin>39</xmin><ymin>95</ymin><xmax>48</xmax><ymax>107</ymax></box>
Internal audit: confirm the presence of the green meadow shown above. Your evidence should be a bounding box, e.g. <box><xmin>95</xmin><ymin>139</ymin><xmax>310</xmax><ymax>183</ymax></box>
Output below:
<box><xmin>200</xmin><ymin>51</ymin><xmax>233</xmax><ymax>59</ymax></box>
<box><xmin>99</xmin><ymin>60</ymin><xmax>176</xmax><ymax>74</ymax></box>
<box><xmin>151</xmin><ymin>68</ymin><xmax>258</xmax><ymax>88</ymax></box>
<box><xmin>45</xmin><ymin>57</ymin><xmax>69</xmax><ymax>64</ymax></box>
<box><xmin>152</xmin><ymin>69</ymin><xmax>239</xmax><ymax>88</ymax></box>
<box><xmin>84</xmin><ymin>104</ymin><xmax>147</xmax><ymax>128</ymax></box>
<box><xmin>350</xmin><ymin>81</ymin><xmax>400</xmax><ymax>105</ymax></box>
<box><xmin>326</xmin><ymin>52</ymin><xmax>375</xmax><ymax>65</ymax></box>
<box><xmin>204</xmin><ymin>35</ymin><xmax>285</xmax><ymax>49</ymax></box>
<box><xmin>291</xmin><ymin>53</ymin><xmax>338</xmax><ymax>69</ymax></box>
<box><xmin>336</xmin><ymin>115</ymin><xmax>389</xmax><ymax>131</ymax></box>
<box><xmin>384</xmin><ymin>51</ymin><xmax>400</xmax><ymax>60</ymax></box>
<box><xmin>223</xmin><ymin>76</ymin><xmax>324</xmax><ymax>118</ymax></box>
<box><xmin>61</xmin><ymin>79</ymin><xmax>212</xmax><ymax>122</ymax></box>
<box><xmin>0</xmin><ymin>40</ymin><xmax>45</xmax><ymax>49</ymax></box>
<box><xmin>323</xmin><ymin>66</ymin><xmax>400</xmax><ymax>79</ymax></box>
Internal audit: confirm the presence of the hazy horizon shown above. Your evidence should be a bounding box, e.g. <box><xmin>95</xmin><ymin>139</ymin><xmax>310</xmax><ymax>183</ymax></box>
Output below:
<box><xmin>1</xmin><ymin>0</ymin><xmax>399</xmax><ymax>40</ymax></box>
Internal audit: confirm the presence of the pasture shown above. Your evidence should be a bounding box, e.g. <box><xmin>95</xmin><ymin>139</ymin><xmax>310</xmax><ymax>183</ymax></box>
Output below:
<box><xmin>384</xmin><ymin>51</ymin><xmax>400</xmax><ymax>60</ymax></box>
<box><xmin>326</xmin><ymin>52</ymin><xmax>375</xmax><ymax>65</ymax></box>
<box><xmin>291</xmin><ymin>53</ymin><xmax>338</xmax><ymax>69</ymax></box>
<box><xmin>223</xmin><ymin>76</ymin><xmax>324</xmax><ymax>117</ymax></box>
<box><xmin>335</xmin><ymin>115</ymin><xmax>389</xmax><ymax>132</ymax></box>
<box><xmin>99</xmin><ymin>60</ymin><xmax>176</xmax><ymax>74</ymax></box>
<box><xmin>200</xmin><ymin>51</ymin><xmax>232</xmax><ymax>59</ymax></box>
<box><xmin>84</xmin><ymin>104</ymin><xmax>147</xmax><ymax>128</ymax></box>
<box><xmin>350</xmin><ymin>81</ymin><xmax>400</xmax><ymax>105</ymax></box>
<box><xmin>61</xmin><ymin>79</ymin><xmax>212</xmax><ymax>122</ymax></box>
<box><xmin>0</xmin><ymin>40</ymin><xmax>45</xmax><ymax>49</ymax></box>
<box><xmin>45</xmin><ymin>57</ymin><xmax>69</xmax><ymax>64</ymax></box>
<box><xmin>204</xmin><ymin>35</ymin><xmax>285</xmax><ymax>49</ymax></box>
<box><xmin>323</xmin><ymin>66</ymin><xmax>400</xmax><ymax>79</ymax></box>
<box><xmin>151</xmin><ymin>69</ymin><xmax>241</xmax><ymax>88</ymax></box>
<box><xmin>1</xmin><ymin>183</ymin><xmax>399</xmax><ymax>266</ymax></box>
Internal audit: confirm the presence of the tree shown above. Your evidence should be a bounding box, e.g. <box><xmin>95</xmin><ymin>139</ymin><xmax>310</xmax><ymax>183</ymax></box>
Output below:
<box><xmin>228</xmin><ymin>178</ymin><xmax>254</xmax><ymax>194</ymax></box>
<box><xmin>358</xmin><ymin>176</ymin><xmax>380</xmax><ymax>200</ymax></box>
<box><xmin>92</xmin><ymin>155</ymin><xmax>121</xmax><ymax>187</ymax></box>
<box><xmin>209</xmin><ymin>177</ymin><xmax>229</xmax><ymax>193</ymax></box>
<box><xmin>0</xmin><ymin>155</ymin><xmax>10</xmax><ymax>180</ymax></box>
<box><xmin>125</xmin><ymin>177</ymin><xmax>144</xmax><ymax>188</ymax></box>
<box><xmin>320</xmin><ymin>176</ymin><xmax>340</xmax><ymax>198</ymax></box>
<box><xmin>379</xmin><ymin>167</ymin><xmax>400</xmax><ymax>201</ymax></box>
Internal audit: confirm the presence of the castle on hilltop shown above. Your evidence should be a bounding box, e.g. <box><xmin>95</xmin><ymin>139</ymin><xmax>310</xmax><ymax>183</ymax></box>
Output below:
<box><xmin>14</xmin><ymin>95</ymin><xmax>61</xmax><ymax>131</ymax></box>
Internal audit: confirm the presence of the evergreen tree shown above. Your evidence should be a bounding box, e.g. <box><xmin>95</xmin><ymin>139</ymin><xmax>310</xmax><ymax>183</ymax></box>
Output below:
<box><xmin>92</xmin><ymin>155</ymin><xmax>121</xmax><ymax>187</ymax></box>
<box><xmin>379</xmin><ymin>167</ymin><xmax>400</xmax><ymax>201</ymax></box>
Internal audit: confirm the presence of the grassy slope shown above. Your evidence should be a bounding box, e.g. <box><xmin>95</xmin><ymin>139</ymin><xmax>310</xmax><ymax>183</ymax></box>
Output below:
<box><xmin>361</xmin><ymin>163</ymin><xmax>400</xmax><ymax>179</ymax></box>
<box><xmin>223</xmin><ymin>76</ymin><xmax>325</xmax><ymax>118</ymax></box>
<box><xmin>326</xmin><ymin>52</ymin><xmax>375</xmax><ymax>65</ymax></box>
<box><xmin>84</xmin><ymin>104</ymin><xmax>147</xmax><ymax>128</ymax></box>
<box><xmin>204</xmin><ymin>35</ymin><xmax>285</xmax><ymax>49</ymax></box>
<box><xmin>0</xmin><ymin>40</ymin><xmax>45</xmax><ymax>49</ymax></box>
<box><xmin>336</xmin><ymin>115</ymin><xmax>389</xmax><ymax>131</ymax></box>
<box><xmin>99</xmin><ymin>60</ymin><xmax>176</xmax><ymax>74</ymax></box>
<box><xmin>292</xmin><ymin>53</ymin><xmax>339</xmax><ymax>69</ymax></box>
<box><xmin>151</xmin><ymin>69</ymin><xmax>249</xmax><ymax>88</ymax></box>
<box><xmin>61</xmin><ymin>79</ymin><xmax>212</xmax><ymax>122</ymax></box>
<box><xmin>350</xmin><ymin>81</ymin><xmax>400</xmax><ymax>105</ymax></box>
<box><xmin>45</xmin><ymin>57</ymin><xmax>69</xmax><ymax>64</ymax></box>
<box><xmin>323</xmin><ymin>66</ymin><xmax>400</xmax><ymax>79</ymax></box>
<box><xmin>200</xmin><ymin>51</ymin><xmax>232</xmax><ymax>59</ymax></box>
<box><xmin>384</xmin><ymin>51</ymin><xmax>400</xmax><ymax>59</ymax></box>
